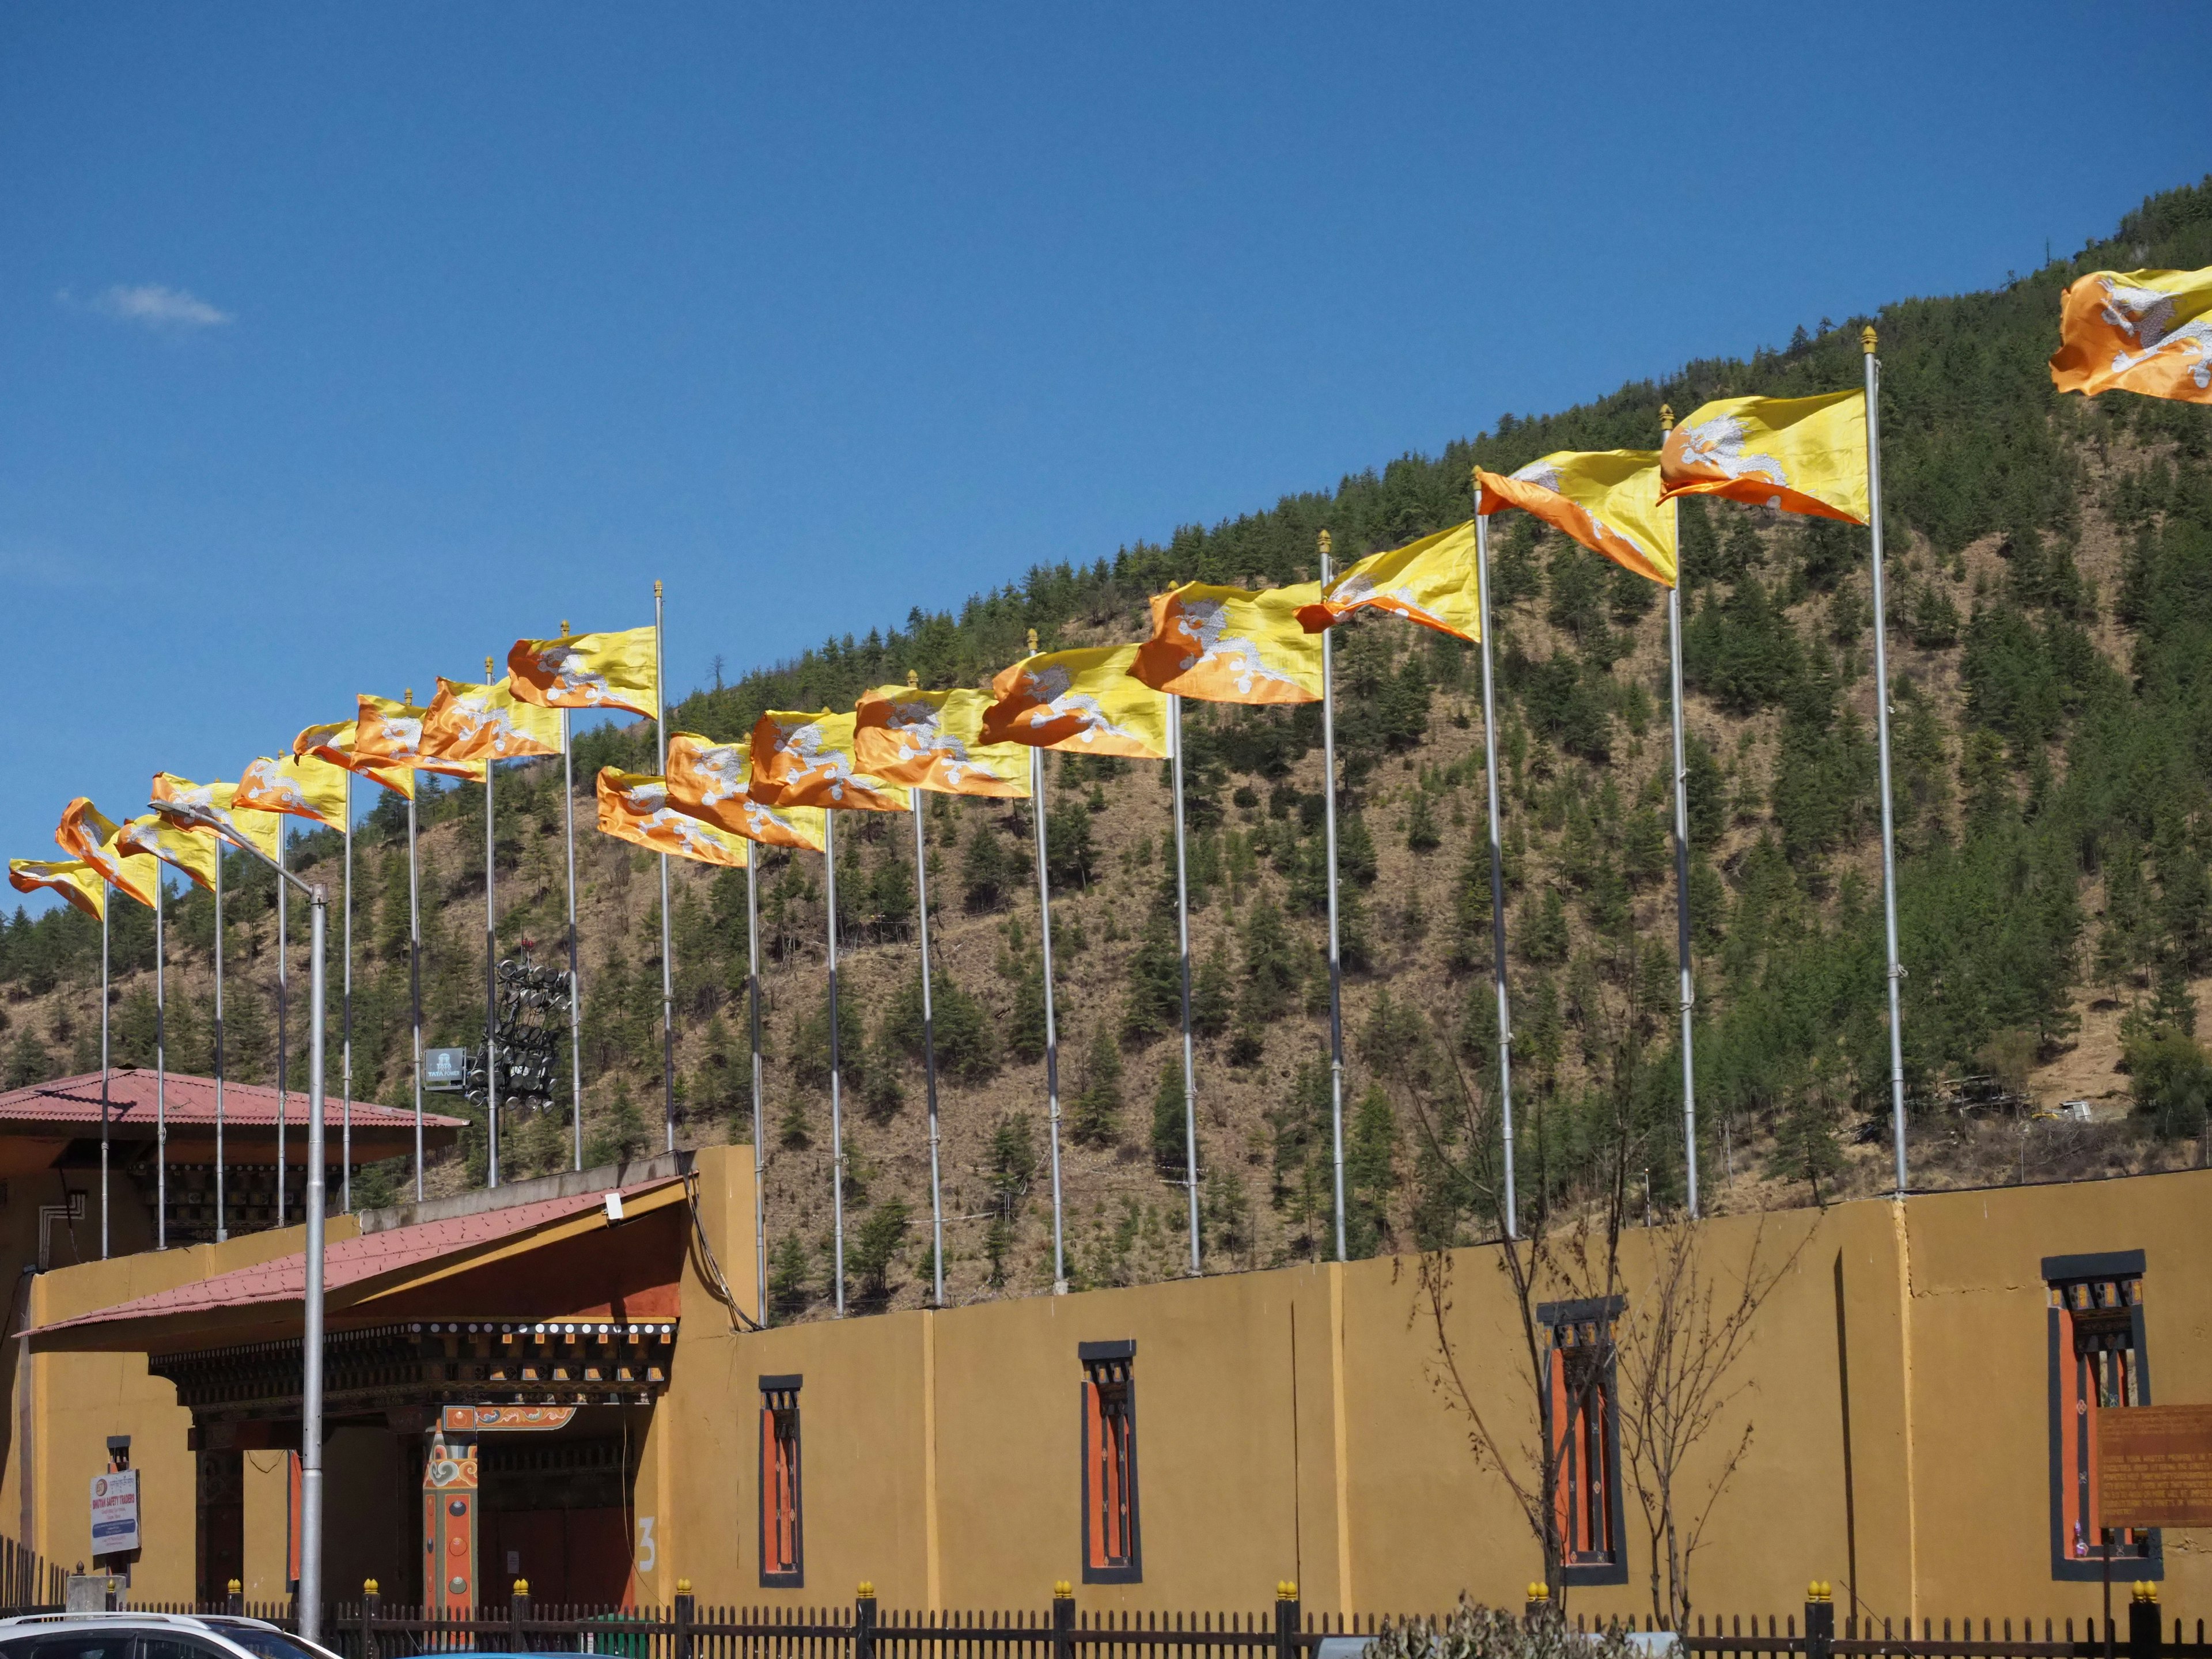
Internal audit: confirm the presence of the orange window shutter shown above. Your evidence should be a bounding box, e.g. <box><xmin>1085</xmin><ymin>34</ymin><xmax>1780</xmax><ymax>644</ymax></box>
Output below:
<box><xmin>760</xmin><ymin>1409</ymin><xmax>779</xmax><ymax>1570</ymax></box>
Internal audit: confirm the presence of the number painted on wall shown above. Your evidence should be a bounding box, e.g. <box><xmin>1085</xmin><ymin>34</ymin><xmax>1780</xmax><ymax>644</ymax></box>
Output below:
<box><xmin>637</xmin><ymin>1516</ymin><xmax>657</xmax><ymax>1573</ymax></box>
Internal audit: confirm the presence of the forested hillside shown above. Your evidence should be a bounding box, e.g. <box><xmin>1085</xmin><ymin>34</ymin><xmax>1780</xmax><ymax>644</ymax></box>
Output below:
<box><xmin>5</xmin><ymin>179</ymin><xmax>2210</xmax><ymax>1313</ymax></box>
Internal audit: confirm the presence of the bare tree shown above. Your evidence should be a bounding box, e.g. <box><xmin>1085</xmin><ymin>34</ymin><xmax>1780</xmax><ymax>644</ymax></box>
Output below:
<box><xmin>1616</xmin><ymin>1215</ymin><xmax>1805</xmax><ymax>1631</ymax></box>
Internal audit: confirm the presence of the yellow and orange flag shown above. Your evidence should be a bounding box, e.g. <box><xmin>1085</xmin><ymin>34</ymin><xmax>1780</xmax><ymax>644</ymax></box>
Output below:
<box><xmin>354</xmin><ymin>695</ymin><xmax>488</xmax><ymax>781</ymax></box>
<box><xmin>1657</xmin><ymin>391</ymin><xmax>1868</xmax><ymax>524</ymax></box>
<box><xmin>118</xmin><ymin>814</ymin><xmax>218</xmax><ymax>892</ymax></box>
<box><xmin>1478</xmin><ymin>451</ymin><xmax>1677</xmax><ymax>588</ymax></box>
<box><xmin>852</xmin><ymin>684</ymin><xmax>1031</xmax><ymax>797</ymax></box>
<box><xmin>507</xmin><ymin>626</ymin><xmax>658</xmax><ymax>718</ymax></box>
<box><xmin>666</xmin><ymin>733</ymin><xmax>828</xmax><ymax>850</ymax></box>
<box><xmin>596</xmin><ymin>770</ymin><xmax>749</xmax><ymax>867</ymax></box>
<box><xmin>236</xmin><ymin>752</ymin><xmax>350</xmax><ymax>826</ymax></box>
<box><xmin>421</xmin><ymin>675</ymin><xmax>564</xmax><ymax>763</ymax></box>
<box><xmin>54</xmin><ymin>799</ymin><xmax>161</xmax><ymax>908</ymax></box>
<box><xmin>1129</xmin><ymin>582</ymin><xmax>1325</xmax><ymax>704</ymax></box>
<box><xmin>292</xmin><ymin>720</ymin><xmax>415</xmax><ymax>800</ymax></box>
<box><xmin>979</xmin><ymin>644</ymin><xmax>1169</xmax><ymax>757</ymax></box>
<box><xmin>2050</xmin><ymin>267</ymin><xmax>2212</xmax><ymax>404</ymax></box>
<box><xmin>1297</xmin><ymin>521</ymin><xmax>1483</xmax><ymax>641</ymax></box>
<box><xmin>8</xmin><ymin>858</ymin><xmax>105</xmax><ymax>920</ymax></box>
<box><xmin>748</xmin><ymin>711</ymin><xmax>913</xmax><ymax>812</ymax></box>
<box><xmin>149</xmin><ymin>774</ymin><xmax>283</xmax><ymax>859</ymax></box>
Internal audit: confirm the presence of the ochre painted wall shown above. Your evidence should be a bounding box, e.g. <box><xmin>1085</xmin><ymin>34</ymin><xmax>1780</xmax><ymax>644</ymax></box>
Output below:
<box><xmin>12</xmin><ymin>1150</ymin><xmax>2209</xmax><ymax>1624</ymax></box>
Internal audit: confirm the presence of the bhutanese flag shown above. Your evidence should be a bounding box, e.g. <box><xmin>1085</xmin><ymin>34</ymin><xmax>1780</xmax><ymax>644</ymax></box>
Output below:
<box><xmin>236</xmin><ymin>752</ymin><xmax>350</xmax><ymax>826</ymax></box>
<box><xmin>979</xmin><ymin>644</ymin><xmax>1169</xmax><ymax>758</ymax></box>
<box><xmin>150</xmin><ymin>774</ymin><xmax>283</xmax><ymax>859</ymax></box>
<box><xmin>508</xmin><ymin>626</ymin><xmax>658</xmax><ymax>718</ymax></box>
<box><xmin>421</xmin><ymin>676</ymin><xmax>564</xmax><ymax>762</ymax></box>
<box><xmin>748</xmin><ymin>711</ymin><xmax>913</xmax><ymax>812</ymax></box>
<box><xmin>293</xmin><ymin>720</ymin><xmax>416</xmax><ymax>800</ymax></box>
<box><xmin>596</xmin><ymin>770</ymin><xmax>749</xmax><ymax>867</ymax></box>
<box><xmin>8</xmin><ymin>858</ymin><xmax>104</xmax><ymax>920</ymax></box>
<box><xmin>665</xmin><ymin>732</ymin><xmax>828</xmax><ymax>850</ymax></box>
<box><xmin>1130</xmin><ymin>583</ymin><xmax>1325</xmax><ymax>704</ymax></box>
<box><xmin>55</xmin><ymin>799</ymin><xmax>161</xmax><ymax>908</ymax></box>
<box><xmin>1477</xmin><ymin>451</ymin><xmax>1677</xmax><ymax>588</ymax></box>
<box><xmin>1658</xmin><ymin>391</ymin><xmax>1869</xmax><ymax>524</ymax></box>
<box><xmin>354</xmin><ymin>695</ymin><xmax>488</xmax><ymax>781</ymax></box>
<box><xmin>2050</xmin><ymin>267</ymin><xmax>2212</xmax><ymax>404</ymax></box>
<box><xmin>1297</xmin><ymin>521</ymin><xmax>1483</xmax><ymax>642</ymax></box>
<box><xmin>118</xmin><ymin>814</ymin><xmax>218</xmax><ymax>892</ymax></box>
<box><xmin>851</xmin><ymin>685</ymin><xmax>1031</xmax><ymax>797</ymax></box>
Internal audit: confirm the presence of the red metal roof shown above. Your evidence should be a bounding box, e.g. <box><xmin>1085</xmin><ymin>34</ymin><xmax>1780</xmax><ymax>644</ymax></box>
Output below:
<box><xmin>32</xmin><ymin>1176</ymin><xmax>681</xmax><ymax>1338</ymax></box>
<box><xmin>0</xmin><ymin>1069</ymin><xmax>467</xmax><ymax>1131</ymax></box>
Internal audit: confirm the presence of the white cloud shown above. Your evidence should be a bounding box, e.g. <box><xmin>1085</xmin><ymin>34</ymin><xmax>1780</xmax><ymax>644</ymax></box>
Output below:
<box><xmin>65</xmin><ymin>283</ymin><xmax>234</xmax><ymax>329</ymax></box>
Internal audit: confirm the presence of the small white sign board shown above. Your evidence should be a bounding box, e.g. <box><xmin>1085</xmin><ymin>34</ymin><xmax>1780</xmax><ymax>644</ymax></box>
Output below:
<box><xmin>89</xmin><ymin>1470</ymin><xmax>139</xmax><ymax>1556</ymax></box>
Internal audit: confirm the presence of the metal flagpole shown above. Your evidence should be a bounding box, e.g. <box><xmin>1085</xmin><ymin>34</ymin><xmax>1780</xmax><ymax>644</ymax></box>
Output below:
<box><xmin>1031</xmin><ymin>738</ymin><xmax>1068</xmax><ymax>1296</ymax></box>
<box><xmin>277</xmin><ymin>823</ymin><xmax>288</xmax><ymax>1227</ymax></box>
<box><xmin>654</xmin><ymin>580</ymin><xmax>676</xmax><ymax>1152</ymax></box>
<box><xmin>562</xmin><ymin>691</ymin><xmax>584</xmax><ymax>1172</ymax></box>
<box><xmin>341</xmin><ymin>772</ymin><xmax>353</xmax><ymax>1213</ymax></box>
<box><xmin>100</xmin><ymin>881</ymin><xmax>110</xmax><ymax>1260</ymax></box>
<box><xmin>1317</xmin><ymin>531</ymin><xmax>1347</xmax><ymax>1262</ymax></box>
<box><xmin>1169</xmin><ymin>694</ymin><xmax>1201</xmax><ymax>1274</ymax></box>
<box><xmin>1863</xmin><ymin>327</ymin><xmax>1909</xmax><ymax>1195</ymax></box>
<box><xmin>154</xmin><ymin>872</ymin><xmax>167</xmax><ymax>1250</ymax></box>
<box><xmin>215</xmin><ymin>834</ymin><xmax>228</xmax><ymax>1242</ymax></box>
<box><xmin>1472</xmin><ymin>496</ymin><xmax>1519</xmax><ymax>1238</ymax></box>
<box><xmin>824</xmin><ymin>810</ymin><xmax>847</xmax><ymax>1317</ymax></box>
<box><xmin>746</xmin><ymin>854</ymin><xmax>767</xmax><ymax>1322</ymax></box>
<box><xmin>298</xmin><ymin>879</ymin><xmax>328</xmax><ymax>1641</ymax></box>
<box><xmin>914</xmin><ymin>798</ymin><xmax>947</xmax><ymax>1306</ymax></box>
<box><xmin>1662</xmin><ymin>407</ymin><xmax>1699</xmax><ymax>1218</ymax></box>
<box><xmin>484</xmin><ymin>658</ymin><xmax>501</xmax><ymax>1190</ymax></box>
<box><xmin>407</xmin><ymin>752</ymin><xmax>425</xmax><ymax>1203</ymax></box>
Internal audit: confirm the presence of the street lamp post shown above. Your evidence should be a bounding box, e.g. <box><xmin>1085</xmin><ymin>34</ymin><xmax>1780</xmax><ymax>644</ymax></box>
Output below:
<box><xmin>152</xmin><ymin>800</ymin><xmax>328</xmax><ymax>1640</ymax></box>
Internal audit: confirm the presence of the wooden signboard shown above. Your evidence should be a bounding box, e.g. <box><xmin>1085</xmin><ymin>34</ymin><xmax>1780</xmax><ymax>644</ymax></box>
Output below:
<box><xmin>2098</xmin><ymin>1404</ymin><xmax>2212</xmax><ymax>1529</ymax></box>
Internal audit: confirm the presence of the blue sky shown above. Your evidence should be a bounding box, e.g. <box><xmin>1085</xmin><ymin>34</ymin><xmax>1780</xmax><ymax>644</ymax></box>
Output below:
<box><xmin>4</xmin><ymin>3</ymin><xmax>2209</xmax><ymax>908</ymax></box>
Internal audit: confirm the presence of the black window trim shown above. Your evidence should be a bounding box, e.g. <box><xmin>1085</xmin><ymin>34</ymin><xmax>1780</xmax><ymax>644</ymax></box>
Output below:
<box><xmin>2043</xmin><ymin>1251</ymin><xmax>2160</xmax><ymax>1582</ymax></box>
<box><xmin>1080</xmin><ymin>1339</ymin><xmax>1142</xmax><ymax>1586</ymax></box>
<box><xmin>1540</xmin><ymin>1298</ymin><xmax>1628</xmax><ymax>1587</ymax></box>
<box><xmin>759</xmin><ymin>1373</ymin><xmax>805</xmax><ymax>1589</ymax></box>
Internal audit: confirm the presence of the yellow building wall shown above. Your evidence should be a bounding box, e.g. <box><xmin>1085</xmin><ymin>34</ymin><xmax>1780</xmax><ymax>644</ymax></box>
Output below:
<box><xmin>12</xmin><ymin>1149</ymin><xmax>2210</xmax><ymax>1624</ymax></box>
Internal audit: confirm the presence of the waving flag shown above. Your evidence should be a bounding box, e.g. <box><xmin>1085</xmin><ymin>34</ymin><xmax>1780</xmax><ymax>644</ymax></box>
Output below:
<box><xmin>852</xmin><ymin>685</ymin><xmax>1031</xmax><ymax>797</ymax></box>
<box><xmin>1296</xmin><ymin>521</ymin><xmax>1483</xmax><ymax>641</ymax></box>
<box><xmin>293</xmin><ymin>719</ymin><xmax>415</xmax><ymax>800</ymax></box>
<box><xmin>749</xmin><ymin>711</ymin><xmax>912</xmax><ymax>812</ymax></box>
<box><xmin>2050</xmin><ymin>266</ymin><xmax>2212</xmax><ymax>403</ymax></box>
<box><xmin>118</xmin><ymin>814</ymin><xmax>218</xmax><ymax>892</ymax></box>
<box><xmin>979</xmin><ymin>644</ymin><xmax>1169</xmax><ymax>757</ymax></box>
<box><xmin>150</xmin><ymin>774</ymin><xmax>282</xmax><ymax>859</ymax></box>
<box><xmin>236</xmin><ymin>752</ymin><xmax>350</xmax><ymax>825</ymax></box>
<box><xmin>1478</xmin><ymin>450</ymin><xmax>1677</xmax><ymax>588</ymax></box>
<box><xmin>665</xmin><ymin>732</ymin><xmax>828</xmax><ymax>851</ymax></box>
<box><xmin>596</xmin><ymin>770</ymin><xmax>749</xmax><ymax>867</ymax></box>
<box><xmin>1130</xmin><ymin>582</ymin><xmax>1325</xmax><ymax>704</ymax></box>
<box><xmin>8</xmin><ymin>858</ymin><xmax>105</xmax><ymax>920</ymax></box>
<box><xmin>507</xmin><ymin>626</ymin><xmax>658</xmax><ymax>718</ymax></box>
<box><xmin>55</xmin><ymin>799</ymin><xmax>162</xmax><ymax>908</ymax></box>
<box><xmin>1657</xmin><ymin>391</ymin><xmax>1869</xmax><ymax>524</ymax></box>
<box><xmin>355</xmin><ymin>695</ymin><xmax>488</xmax><ymax>781</ymax></box>
<box><xmin>421</xmin><ymin>675</ymin><xmax>563</xmax><ymax>762</ymax></box>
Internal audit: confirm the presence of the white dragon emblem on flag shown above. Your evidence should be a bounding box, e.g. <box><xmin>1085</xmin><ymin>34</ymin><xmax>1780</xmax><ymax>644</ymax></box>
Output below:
<box><xmin>773</xmin><ymin>719</ymin><xmax>869</xmax><ymax>802</ymax></box>
<box><xmin>689</xmin><ymin>744</ymin><xmax>752</xmax><ymax>808</ymax></box>
<box><xmin>2100</xmin><ymin>279</ymin><xmax>2212</xmax><ymax>390</ymax></box>
<box><xmin>532</xmin><ymin>645</ymin><xmax>622</xmax><ymax>705</ymax></box>
<box><xmin>239</xmin><ymin>759</ymin><xmax>314</xmax><ymax>813</ymax></box>
<box><xmin>1172</xmin><ymin>597</ymin><xmax>1305</xmax><ymax>696</ymax></box>
<box><xmin>1013</xmin><ymin>666</ymin><xmax>1145</xmax><ymax>747</ymax></box>
<box><xmin>1332</xmin><ymin>570</ymin><xmax>1450</xmax><ymax>632</ymax></box>
<box><xmin>1673</xmin><ymin>416</ymin><xmax>1788</xmax><ymax>486</ymax></box>
<box><xmin>884</xmin><ymin>698</ymin><xmax>1003</xmax><ymax>786</ymax></box>
<box><xmin>445</xmin><ymin>693</ymin><xmax>545</xmax><ymax>758</ymax></box>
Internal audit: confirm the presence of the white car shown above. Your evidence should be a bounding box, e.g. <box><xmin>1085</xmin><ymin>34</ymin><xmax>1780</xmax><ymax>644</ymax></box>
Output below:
<box><xmin>0</xmin><ymin>1612</ymin><xmax>343</xmax><ymax>1659</ymax></box>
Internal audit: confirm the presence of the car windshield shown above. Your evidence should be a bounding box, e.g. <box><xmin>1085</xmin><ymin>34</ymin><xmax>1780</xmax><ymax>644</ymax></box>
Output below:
<box><xmin>196</xmin><ymin>1626</ymin><xmax>332</xmax><ymax>1659</ymax></box>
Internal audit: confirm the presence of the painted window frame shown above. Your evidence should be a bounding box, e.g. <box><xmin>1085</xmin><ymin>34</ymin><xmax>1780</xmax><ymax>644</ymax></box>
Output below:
<box><xmin>759</xmin><ymin>1373</ymin><xmax>804</xmax><ymax>1589</ymax></box>
<box><xmin>2044</xmin><ymin>1251</ymin><xmax>2160</xmax><ymax>1582</ymax></box>
<box><xmin>1537</xmin><ymin>1295</ymin><xmax>1627</xmax><ymax>1588</ymax></box>
<box><xmin>1079</xmin><ymin>1339</ymin><xmax>1142</xmax><ymax>1585</ymax></box>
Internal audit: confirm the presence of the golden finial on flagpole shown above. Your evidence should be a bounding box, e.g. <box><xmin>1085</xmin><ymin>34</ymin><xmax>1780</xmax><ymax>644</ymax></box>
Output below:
<box><xmin>485</xmin><ymin>657</ymin><xmax>494</xmax><ymax>681</ymax></box>
<box><xmin>1862</xmin><ymin>324</ymin><xmax>1878</xmax><ymax>355</ymax></box>
<box><xmin>404</xmin><ymin>687</ymin><xmax>415</xmax><ymax>709</ymax></box>
<box><xmin>560</xmin><ymin>619</ymin><xmax>570</xmax><ymax>638</ymax></box>
<box><xmin>1661</xmin><ymin>402</ymin><xmax>1675</xmax><ymax>433</ymax></box>
<box><xmin>654</xmin><ymin>579</ymin><xmax>664</xmax><ymax>599</ymax></box>
<box><xmin>1317</xmin><ymin>529</ymin><xmax>1331</xmax><ymax>555</ymax></box>
<box><xmin>907</xmin><ymin>670</ymin><xmax>919</xmax><ymax>688</ymax></box>
<box><xmin>1027</xmin><ymin>628</ymin><xmax>1039</xmax><ymax>654</ymax></box>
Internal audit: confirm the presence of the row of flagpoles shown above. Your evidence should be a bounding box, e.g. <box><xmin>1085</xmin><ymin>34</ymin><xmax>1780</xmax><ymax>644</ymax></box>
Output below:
<box><xmin>9</xmin><ymin>263</ymin><xmax>2208</xmax><ymax>1300</ymax></box>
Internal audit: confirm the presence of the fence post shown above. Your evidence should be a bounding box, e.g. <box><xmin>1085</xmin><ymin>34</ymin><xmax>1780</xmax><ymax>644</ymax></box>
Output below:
<box><xmin>1276</xmin><ymin>1582</ymin><xmax>1301</xmax><ymax>1659</ymax></box>
<box><xmin>511</xmin><ymin>1578</ymin><xmax>531</xmax><ymax>1654</ymax></box>
<box><xmin>1053</xmin><ymin>1580</ymin><xmax>1075</xmax><ymax>1659</ymax></box>
<box><xmin>1524</xmin><ymin>1585</ymin><xmax>1550</xmax><ymax>1628</ymax></box>
<box><xmin>1806</xmin><ymin>1581</ymin><xmax>1834</xmax><ymax>1659</ymax></box>
<box><xmin>676</xmin><ymin>1578</ymin><xmax>697</xmax><ymax>1659</ymax></box>
<box><xmin>2128</xmin><ymin>1584</ymin><xmax>2161</xmax><ymax>1659</ymax></box>
<box><xmin>854</xmin><ymin>1583</ymin><xmax>876</xmax><ymax>1659</ymax></box>
<box><xmin>362</xmin><ymin>1580</ymin><xmax>381</xmax><ymax>1659</ymax></box>
<box><xmin>228</xmin><ymin>1580</ymin><xmax>244</xmax><ymax>1617</ymax></box>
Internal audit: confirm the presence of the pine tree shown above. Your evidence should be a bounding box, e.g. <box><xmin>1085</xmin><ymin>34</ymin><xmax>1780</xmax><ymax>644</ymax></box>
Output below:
<box><xmin>1120</xmin><ymin>913</ymin><xmax>1180</xmax><ymax>1043</ymax></box>
<box><xmin>1191</xmin><ymin>938</ymin><xmax>1233</xmax><ymax>1039</ymax></box>
<box><xmin>768</xmin><ymin>1233</ymin><xmax>812</xmax><ymax>1317</ymax></box>
<box><xmin>1070</xmin><ymin>1025</ymin><xmax>1123</xmax><ymax>1147</ymax></box>
<box><xmin>1346</xmin><ymin>1082</ymin><xmax>1398</xmax><ymax>1258</ymax></box>
<box><xmin>1149</xmin><ymin>1059</ymin><xmax>1187</xmax><ymax>1175</ymax></box>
